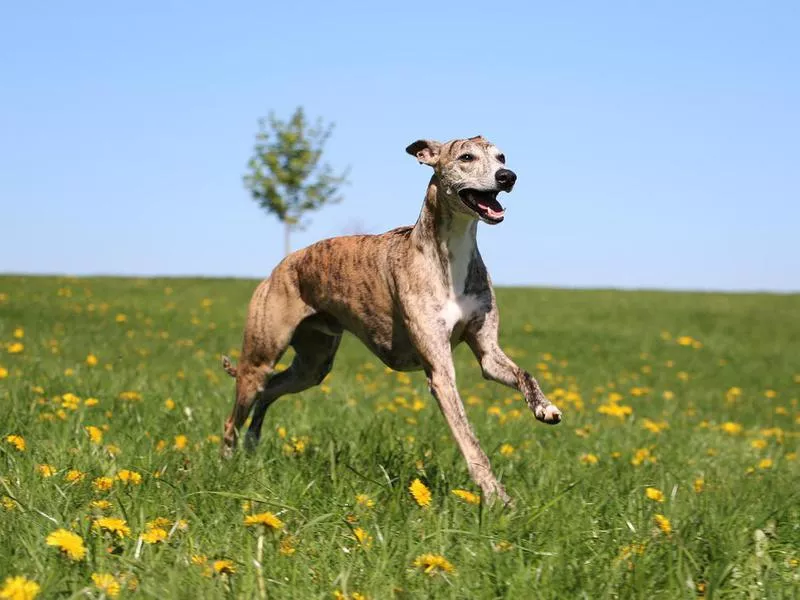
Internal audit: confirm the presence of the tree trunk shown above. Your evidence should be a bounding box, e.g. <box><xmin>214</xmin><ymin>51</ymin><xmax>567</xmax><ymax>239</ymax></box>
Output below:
<box><xmin>284</xmin><ymin>222</ymin><xmax>291</xmax><ymax>257</ymax></box>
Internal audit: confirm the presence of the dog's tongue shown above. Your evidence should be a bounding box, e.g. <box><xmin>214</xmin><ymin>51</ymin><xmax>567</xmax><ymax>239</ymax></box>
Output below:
<box><xmin>477</xmin><ymin>196</ymin><xmax>505</xmax><ymax>219</ymax></box>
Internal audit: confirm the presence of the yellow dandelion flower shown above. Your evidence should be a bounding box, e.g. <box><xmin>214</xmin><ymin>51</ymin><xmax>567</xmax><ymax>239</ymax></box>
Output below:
<box><xmin>115</xmin><ymin>314</ymin><xmax>127</xmax><ymax>323</ymax></box>
<box><xmin>631</xmin><ymin>447</ymin><xmax>657</xmax><ymax>466</ymax></box>
<box><xmin>677</xmin><ymin>336</ymin><xmax>694</xmax><ymax>346</ymax></box>
<box><xmin>355</xmin><ymin>494</ymin><xmax>375</xmax><ymax>509</ymax></box>
<box><xmin>212</xmin><ymin>559</ymin><xmax>236</xmax><ymax>575</ymax></box>
<box><xmin>7</xmin><ymin>342</ymin><xmax>24</xmax><ymax>354</ymax></box>
<box><xmin>243</xmin><ymin>512</ymin><xmax>284</xmax><ymax>531</ymax></box>
<box><xmin>412</xmin><ymin>553</ymin><xmax>455</xmax><ymax>576</ymax></box>
<box><xmin>146</xmin><ymin>517</ymin><xmax>171</xmax><ymax>530</ymax></box>
<box><xmin>46</xmin><ymin>529</ymin><xmax>86</xmax><ymax>561</ymax></box>
<box><xmin>91</xmin><ymin>574</ymin><xmax>120</xmax><ymax>598</ymax></box>
<box><xmin>0</xmin><ymin>575</ymin><xmax>40</xmax><ymax>600</ymax></box>
<box><xmin>751</xmin><ymin>439</ymin><xmax>767</xmax><ymax>450</ymax></box>
<box><xmin>0</xmin><ymin>367</ymin><xmax>8</xmax><ymax>380</ymax></box>
<box><xmin>36</xmin><ymin>464</ymin><xmax>56</xmax><ymax>478</ymax></box>
<box><xmin>85</xmin><ymin>426</ymin><xmax>103</xmax><ymax>445</ymax></box>
<box><xmin>353</xmin><ymin>527</ymin><xmax>373</xmax><ymax>548</ymax></box>
<box><xmin>451</xmin><ymin>489</ymin><xmax>481</xmax><ymax>505</ymax></box>
<box><xmin>758</xmin><ymin>458</ymin><xmax>773</xmax><ymax>470</ymax></box>
<box><xmin>580</xmin><ymin>453</ymin><xmax>599</xmax><ymax>465</ymax></box>
<box><xmin>720</xmin><ymin>422</ymin><xmax>743</xmax><ymax>435</ymax></box>
<box><xmin>173</xmin><ymin>435</ymin><xmax>188</xmax><ymax>450</ymax></box>
<box><xmin>84</xmin><ymin>397</ymin><xmax>99</xmax><ymax>407</ymax></box>
<box><xmin>764</xmin><ymin>389</ymin><xmax>777</xmax><ymax>399</ymax></box>
<box><xmin>499</xmin><ymin>443</ymin><xmax>515</xmax><ymax>456</ymax></box>
<box><xmin>164</xmin><ymin>398</ymin><xmax>175</xmax><ymax>410</ymax></box>
<box><xmin>93</xmin><ymin>517</ymin><xmax>130</xmax><ymax>538</ymax></box>
<box><xmin>2</xmin><ymin>496</ymin><xmax>18</xmax><ymax>511</ymax></box>
<box><xmin>64</xmin><ymin>469</ymin><xmax>85</xmax><ymax>483</ymax></box>
<box><xmin>645</xmin><ymin>487</ymin><xmax>664</xmax><ymax>502</ymax></box>
<box><xmin>642</xmin><ymin>419</ymin><xmax>668</xmax><ymax>434</ymax></box>
<box><xmin>90</xmin><ymin>500</ymin><xmax>112</xmax><ymax>511</ymax></box>
<box><xmin>654</xmin><ymin>514</ymin><xmax>672</xmax><ymax>535</ymax></box>
<box><xmin>92</xmin><ymin>477</ymin><xmax>114</xmax><ymax>492</ymax></box>
<box><xmin>118</xmin><ymin>391</ymin><xmax>141</xmax><ymax>402</ymax></box>
<box><xmin>6</xmin><ymin>435</ymin><xmax>25</xmax><ymax>452</ymax></box>
<box><xmin>409</xmin><ymin>479</ymin><xmax>431</xmax><ymax>508</ymax></box>
<box><xmin>662</xmin><ymin>390</ymin><xmax>675</xmax><ymax>400</ymax></box>
<box><xmin>693</xmin><ymin>478</ymin><xmax>704</xmax><ymax>493</ymax></box>
<box><xmin>493</xmin><ymin>540</ymin><xmax>514</xmax><ymax>552</ymax></box>
<box><xmin>116</xmin><ymin>470</ymin><xmax>142</xmax><ymax>485</ymax></box>
<box><xmin>141</xmin><ymin>528</ymin><xmax>168</xmax><ymax>544</ymax></box>
<box><xmin>85</xmin><ymin>354</ymin><xmax>98</xmax><ymax>367</ymax></box>
<box><xmin>12</xmin><ymin>328</ymin><xmax>24</xmax><ymax>339</ymax></box>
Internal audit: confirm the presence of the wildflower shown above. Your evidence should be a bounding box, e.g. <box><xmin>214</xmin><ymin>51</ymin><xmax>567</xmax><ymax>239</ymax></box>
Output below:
<box><xmin>631</xmin><ymin>447</ymin><xmax>657</xmax><ymax>466</ymax></box>
<box><xmin>0</xmin><ymin>575</ymin><xmax>40</xmax><ymax>600</ymax></box>
<box><xmin>84</xmin><ymin>398</ymin><xmax>99</xmax><ymax>407</ymax></box>
<box><xmin>141</xmin><ymin>528</ymin><xmax>168</xmax><ymax>544</ymax></box>
<box><xmin>758</xmin><ymin>458</ymin><xmax>773</xmax><ymax>470</ymax></box>
<box><xmin>751</xmin><ymin>439</ymin><xmax>767</xmax><ymax>450</ymax></box>
<box><xmin>499</xmin><ymin>443</ymin><xmax>515</xmax><ymax>456</ymax></box>
<box><xmin>353</xmin><ymin>527</ymin><xmax>373</xmax><ymax>548</ymax></box>
<box><xmin>7</xmin><ymin>343</ymin><xmax>24</xmax><ymax>354</ymax></box>
<box><xmin>164</xmin><ymin>398</ymin><xmax>175</xmax><ymax>410</ymax></box>
<box><xmin>720</xmin><ymin>422</ymin><xmax>743</xmax><ymax>435</ymax></box>
<box><xmin>116</xmin><ymin>470</ymin><xmax>142</xmax><ymax>485</ymax></box>
<box><xmin>279</xmin><ymin>535</ymin><xmax>297</xmax><ymax>556</ymax></box>
<box><xmin>493</xmin><ymin>540</ymin><xmax>514</xmax><ymax>552</ymax></box>
<box><xmin>85</xmin><ymin>426</ymin><xmax>103</xmax><ymax>444</ymax></box>
<box><xmin>93</xmin><ymin>477</ymin><xmax>113</xmax><ymax>492</ymax></box>
<box><xmin>662</xmin><ymin>390</ymin><xmax>675</xmax><ymax>400</ymax></box>
<box><xmin>2</xmin><ymin>497</ymin><xmax>18</xmax><ymax>511</ymax></box>
<box><xmin>677</xmin><ymin>371</ymin><xmax>690</xmax><ymax>381</ymax></box>
<box><xmin>93</xmin><ymin>517</ymin><xmax>131</xmax><ymax>538</ymax></box>
<box><xmin>64</xmin><ymin>470</ymin><xmax>85</xmax><ymax>483</ymax></box>
<box><xmin>694</xmin><ymin>478</ymin><xmax>704</xmax><ymax>493</ymax></box>
<box><xmin>598</xmin><ymin>403</ymin><xmax>633</xmax><ymax>419</ymax></box>
<box><xmin>115</xmin><ymin>314</ymin><xmax>127</xmax><ymax>323</ymax></box>
<box><xmin>412</xmin><ymin>553</ymin><xmax>455</xmax><ymax>576</ymax></box>
<box><xmin>173</xmin><ymin>435</ymin><xmax>188</xmax><ymax>450</ymax></box>
<box><xmin>212</xmin><ymin>560</ymin><xmax>236</xmax><ymax>575</ymax></box>
<box><xmin>243</xmin><ymin>512</ymin><xmax>284</xmax><ymax>531</ymax></box>
<box><xmin>118</xmin><ymin>391</ymin><xmax>141</xmax><ymax>402</ymax></box>
<box><xmin>146</xmin><ymin>517</ymin><xmax>171</xmax><ymax>530</ymax></box>
<box><xmin>645</xmin><ymin>487</ymin><xmax>664</xmax><ymax>502</ymax></box>
<box><xmin>409</xmin><ymin>479</ymin><xmax>431</xmax><ymax>508</ymax></box>
<box><xmin>46</xmin><ymin>529</ymin><xmax>86</xmax><ymax>561</ymax></box>
<box><xmin>12</xmin><ymin>328</ymin><xmax>24</xmax><ymax>339</ymax></box>
<box><xmin>451</xmin><ymin>489</ymin><xmax>481</xmax><ymax>505</ymax></box>
<box><xmin>90</xmin><ymin>500</ymin><xmax>112</xmax><ymax>511</ymax></box>
<box><xmin>642</xmin><ymin>419</ymin><xmax>668</xmax><ymax>434</ymax></box>
<box><xmin>104</xmin><ymin>444</ymin><xmax>121</xmax><ymax>456</ymax></box>
<box><xmin>580</xmin><ymin>453</ymin><xmax>599</xmax><ymax>465</ymax></box>
<box><xmin>0</xmin><ymin>367</ymin><xmax>8</xmax><ymax>380</ymax></box>
<box><xmin>355</xmin><ymin>494</ymin><xmax>375</xmax><ymax>509</ymax></box>
<box><xmin>91</xmin><ymin>574</ymin><xmax>120</xmax><ymax>598</ymax></box>
<box><xmin>35</xmin><ymin>464</ymin><xmax>55</xmax><ymax>478</ymax></box>
<box><xmin>85</xmin><ymin>354</ymin><xmax>98</xmax><ymax>367</ymax></box>
<box><xmin>764</xmin><ymin>389</ymin><xmax>777</xmax><ymax>399</ymax></box>
<box><xmin>6</xmin><ymin>435</ymin><xmax>25</xmax><ymax>452</ymax></box>
<box><xmin>654</xmin><ymin>514</ymin><xmax>672</xmax><ymax>535</ymax></box>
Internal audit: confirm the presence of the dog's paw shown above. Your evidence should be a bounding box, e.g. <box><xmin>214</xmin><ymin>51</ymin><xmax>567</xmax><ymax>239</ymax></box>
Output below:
<box><xmin>535</xmin><ymin>404</ymin><xmax>562</xmax><ymax>425</ymax></box>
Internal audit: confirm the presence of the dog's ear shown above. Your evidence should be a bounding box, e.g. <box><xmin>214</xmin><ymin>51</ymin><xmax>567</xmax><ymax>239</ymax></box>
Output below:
<box><xmin>405</xmin><ymin>139</ymin><xmax>441</xmax><ymax>166</ymax></box>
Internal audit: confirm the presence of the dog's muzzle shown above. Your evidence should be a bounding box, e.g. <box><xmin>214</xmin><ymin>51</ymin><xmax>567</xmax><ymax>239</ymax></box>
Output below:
<box><xmin>458</xmin><ymin>188</ymin><xmax>506</xmax><ymax>224</ymax></box>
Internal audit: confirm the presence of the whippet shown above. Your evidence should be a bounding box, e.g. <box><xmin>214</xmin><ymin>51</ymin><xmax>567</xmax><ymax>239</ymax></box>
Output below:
<box><xmin>221</xmin><ymin>136</ymin><xmax>562</xmax><ymax>504</ymax></box>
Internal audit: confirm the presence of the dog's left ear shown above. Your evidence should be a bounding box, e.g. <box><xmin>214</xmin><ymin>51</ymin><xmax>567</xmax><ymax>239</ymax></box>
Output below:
<box><xmin>405</xmin><ymin>139</ymin><xmax>441</xmax><ymax>166</ymax></box>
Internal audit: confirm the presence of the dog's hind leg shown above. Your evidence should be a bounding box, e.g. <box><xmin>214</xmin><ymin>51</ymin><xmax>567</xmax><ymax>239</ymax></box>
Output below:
<box><xmin>243</xmin><ymin>322</ymin><xmax>341</xmax><ymax>451</ymax></box>
<box><xmin>221</xmin><ymin>277</ymin><xmax>313</xmax><ymax>458</ymax></box>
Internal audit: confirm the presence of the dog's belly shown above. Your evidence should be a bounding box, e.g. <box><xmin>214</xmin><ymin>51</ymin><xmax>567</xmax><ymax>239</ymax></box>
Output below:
<box><xmin>347</xmin><ymin>316</ymin><xmax>424</xmax><ymax>372</ymax></box>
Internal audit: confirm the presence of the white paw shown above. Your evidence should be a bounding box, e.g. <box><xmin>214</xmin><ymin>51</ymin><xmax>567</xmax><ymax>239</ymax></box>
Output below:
<box><xmin>535</xmin><ymin>404</ymin><xmax>562</xmax><ymax>424</ymax></box>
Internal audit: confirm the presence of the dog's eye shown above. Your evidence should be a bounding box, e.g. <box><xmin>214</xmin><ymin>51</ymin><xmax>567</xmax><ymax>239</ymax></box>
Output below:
<box><xmin>497</xmin><ymin>154</ymin><xmax>505</xmax><ymax>164</ymax></box>
<box><xmin>458</xmin><ymin>153</ymin><xmax>474</xmax><ymax>162</ymax></box>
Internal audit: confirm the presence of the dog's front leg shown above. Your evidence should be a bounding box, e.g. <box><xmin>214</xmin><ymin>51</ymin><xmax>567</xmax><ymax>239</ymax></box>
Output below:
<box><xmin>466</xmin><ymin>311</ymin><xmax>562</xmax><ymax>424</ymax></box>
<box><xmin>406</xmin><ymin>323</ymin><xmax>510</xmax><ymax>504</ymax></box>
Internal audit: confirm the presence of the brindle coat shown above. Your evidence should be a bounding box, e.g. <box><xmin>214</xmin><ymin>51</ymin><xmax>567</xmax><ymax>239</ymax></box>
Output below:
<box><xmin>221</xmin><ymin>136</ymin><xmax>562</xmax><ymax>504</ymax></box>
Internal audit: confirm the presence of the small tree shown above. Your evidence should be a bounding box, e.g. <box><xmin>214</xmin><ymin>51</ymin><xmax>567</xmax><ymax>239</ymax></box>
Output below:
<box><xmin>243</xmin><ymin>107</ymin><xmax>349</xmax><ymax>256</ymax></box>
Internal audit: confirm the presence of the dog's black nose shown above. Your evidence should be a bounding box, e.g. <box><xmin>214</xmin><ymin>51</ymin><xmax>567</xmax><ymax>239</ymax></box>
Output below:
<box><xmin>495</xmin><ymin>169</ymin><xmax>517</xmax><ymax>188</ymax></box>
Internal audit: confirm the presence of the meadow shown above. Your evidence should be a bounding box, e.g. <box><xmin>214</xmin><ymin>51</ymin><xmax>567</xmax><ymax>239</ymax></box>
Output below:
<box><xmin>1</xmin><ymin>275</ymin><xmax>798</xmax><ymax>599</ymax></box>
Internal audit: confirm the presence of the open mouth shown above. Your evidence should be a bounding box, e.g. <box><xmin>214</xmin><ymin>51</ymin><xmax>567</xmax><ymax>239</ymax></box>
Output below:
<box><xmin>457</xmin><ymin>189</ymin><xmax>506</xmax><ymax>224</ymax></box>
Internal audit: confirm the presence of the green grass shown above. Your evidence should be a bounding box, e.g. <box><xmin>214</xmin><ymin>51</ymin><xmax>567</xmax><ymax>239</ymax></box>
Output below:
<box><xmin>1</xmin><ymin>275</ymin><xmax>798</xmax><ymax>599</ymax></box>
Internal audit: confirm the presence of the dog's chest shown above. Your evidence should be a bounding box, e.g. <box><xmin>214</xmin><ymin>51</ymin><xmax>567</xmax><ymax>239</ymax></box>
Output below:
<box><xmin>440</xmin><ymin>294</ymin><xmax>481</xmax><ymax>332</ymax></box>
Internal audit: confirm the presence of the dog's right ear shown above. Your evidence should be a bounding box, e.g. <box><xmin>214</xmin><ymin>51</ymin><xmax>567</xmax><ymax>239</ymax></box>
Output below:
<box><xmin>405</xmin><ymin>139</ymin><xmax>441</xmax><ymax>166</ymax></box>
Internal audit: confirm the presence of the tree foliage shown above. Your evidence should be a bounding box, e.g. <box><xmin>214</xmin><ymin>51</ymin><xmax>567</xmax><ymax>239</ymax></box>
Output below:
<box><xmin>243</xmin><ymin>106</ymin><xmax>349</xmax><ymax>254</ymax></box>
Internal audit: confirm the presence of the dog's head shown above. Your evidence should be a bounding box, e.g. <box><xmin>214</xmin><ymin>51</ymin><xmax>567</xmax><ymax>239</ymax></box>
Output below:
<box><xmin>406</xmin><ymin>136</ymin><xmax>515</xmax><ymax>225</ymax></box>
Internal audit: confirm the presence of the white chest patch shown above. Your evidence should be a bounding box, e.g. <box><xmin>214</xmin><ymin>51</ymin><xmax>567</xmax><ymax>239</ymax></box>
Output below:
<box><xmin>440</xmin><ymin>295</ymin><xmax>481</xmax><ymax>332</ymax></box>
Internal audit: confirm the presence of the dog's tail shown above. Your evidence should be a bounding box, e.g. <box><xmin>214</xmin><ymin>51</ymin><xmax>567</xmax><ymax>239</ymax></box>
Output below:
<box><xmin>221</xmin><ymin>355</ymin><xmax>238</xmax><ymax>378</ymax></box>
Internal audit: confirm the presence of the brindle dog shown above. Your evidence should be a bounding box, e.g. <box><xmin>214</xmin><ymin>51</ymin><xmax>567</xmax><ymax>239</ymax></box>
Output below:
<box><xmin>221</xmin><ymin>136</ymin><xmax>562</xmax><ymax>504</ymax></box>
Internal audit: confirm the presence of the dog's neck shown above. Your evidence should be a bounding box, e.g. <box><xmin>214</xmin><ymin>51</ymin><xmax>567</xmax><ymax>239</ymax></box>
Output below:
<box><xmin>411</xmin><ymin>176</ymin><xmax>478</xmax><ymax>294</ymax></box>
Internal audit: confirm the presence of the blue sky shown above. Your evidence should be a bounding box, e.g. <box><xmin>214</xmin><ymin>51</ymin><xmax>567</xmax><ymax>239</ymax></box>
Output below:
<box><xmin>1</xmin><ymin>1</ymin><xmax>798</xmax><ymax>291</ymax></box>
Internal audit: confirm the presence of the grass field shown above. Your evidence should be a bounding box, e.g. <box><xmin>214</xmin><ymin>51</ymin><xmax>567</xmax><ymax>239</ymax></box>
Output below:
<box><xmin>1</xmin><ymin>275</ymin><xmax>798</xmax><ymax>599</ymax></box>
